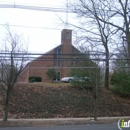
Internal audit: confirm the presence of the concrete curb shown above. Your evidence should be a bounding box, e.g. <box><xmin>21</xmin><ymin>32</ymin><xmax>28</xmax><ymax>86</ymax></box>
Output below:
<box><xmin>0</xmin><ymin>117</ymin><xmax>130</xmax><ymax>126</ymax></box>
<box><xmin>0</xmin><ymin>116</ymin><xmax>129</xmax><ymax>121</ymax></box>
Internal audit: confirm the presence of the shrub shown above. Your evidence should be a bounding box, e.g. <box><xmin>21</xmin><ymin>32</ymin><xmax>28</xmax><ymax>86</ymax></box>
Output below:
<box><xmin>46</xmin><ymin>68</ymin><xmax>59</xmax><ymax>82</ymax></box>
<box><xmin>111</xmin><ymin>70</ymin><xmax>130</xmax><ymax>97</ymax></box>
<box><xmin>28</xmin><ymin>76</ymin><xmax>42</xmax><ymax>82</ymax></box>
<box><xmin>71</xmin><ymin>77</ymin><xmax>94</xmax><ymax>90</ymax></box>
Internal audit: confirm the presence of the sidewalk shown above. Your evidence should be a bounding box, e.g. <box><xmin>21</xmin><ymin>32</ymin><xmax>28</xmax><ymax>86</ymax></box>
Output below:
<box><xmin>0</xmin><ymin>116</ymin><xmax>130</xmax><ymax>127</ymax></box>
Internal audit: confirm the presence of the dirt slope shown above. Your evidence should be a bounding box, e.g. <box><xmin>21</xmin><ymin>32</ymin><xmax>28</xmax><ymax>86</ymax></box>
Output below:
<box><xmin>0</xmin><ymin>82</ymin><xmax>130</xmax><ymax>119</ymax></box>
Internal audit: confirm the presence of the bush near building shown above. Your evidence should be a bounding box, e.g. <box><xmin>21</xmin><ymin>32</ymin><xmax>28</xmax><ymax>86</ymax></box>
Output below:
<box><xmin>28</xmin><ymin>76</ymin><xmax>42</xmax><ymax>82</ymax></box>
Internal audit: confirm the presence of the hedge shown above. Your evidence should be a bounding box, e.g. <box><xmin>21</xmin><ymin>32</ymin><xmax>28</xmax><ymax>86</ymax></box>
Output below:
<box><xmin>28</xmin><ymin>76</ymin><xmax>42</xmax><ymax>82</ymax></box>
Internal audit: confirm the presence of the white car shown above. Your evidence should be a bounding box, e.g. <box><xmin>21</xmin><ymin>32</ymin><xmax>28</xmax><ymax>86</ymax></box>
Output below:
<box><xmin>61</xmin><ymin>76</ymin><xmax>89</xmax><ymax>83</ymax></box>
<box><xmin>61</xmin><ymin>77</ymin><xmax>74</xmax><ymax>83</ymax></box>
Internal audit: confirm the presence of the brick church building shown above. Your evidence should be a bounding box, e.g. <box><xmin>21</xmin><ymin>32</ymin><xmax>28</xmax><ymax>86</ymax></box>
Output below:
<box><xmin>18</xmin><ymin>29</ymin><xmax>81</xmax><ymax>82</ymax></box>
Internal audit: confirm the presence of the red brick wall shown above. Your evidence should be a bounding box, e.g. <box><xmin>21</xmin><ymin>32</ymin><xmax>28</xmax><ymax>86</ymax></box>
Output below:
<box><xmin>17</xmin><ymin>66</ymin><xmax>29</xmax><ymax>82</ymax></box>
<box><xmin>18</xmin><ymin>29</ymin><xmax>75</xmax><ymax>82</ymax></box>
<box><xmin>17</xmin><ymin>48</ymin><xmax>55</xmax><ymax>82</ymax></box>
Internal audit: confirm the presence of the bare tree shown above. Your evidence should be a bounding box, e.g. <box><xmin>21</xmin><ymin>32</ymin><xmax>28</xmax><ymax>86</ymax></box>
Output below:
<box><xmin>68</xmin><ymin>0</ymin><xmax>118</xmax><ymax>89</ymax></box>
<box><xmin>0</xmin><ymin>25</ymin><xmax>28</xmax><ymax>122</ymax></box>
<box><xmin>101</xmin><ymin>0</ymin><xmax>130</xmax><ymax>75</ymax></box>
<box><xmin>94</xmin><ymin>0</ymin><xmax>130</xmax><ymax>61</ymax></box>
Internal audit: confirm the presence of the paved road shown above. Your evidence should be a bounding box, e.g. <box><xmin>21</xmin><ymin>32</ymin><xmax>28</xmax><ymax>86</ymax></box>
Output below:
<box><xmin>0</xmin><ymin>124</ymin><xmax>119</xmax><ymax>130</ymax></box>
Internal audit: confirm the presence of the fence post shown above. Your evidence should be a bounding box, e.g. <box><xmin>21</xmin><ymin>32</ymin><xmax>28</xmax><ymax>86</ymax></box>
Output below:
<box><xmin>94</xmin><ymin>67</ymin><xmax>100</xmax><ymax>121</ymax></box>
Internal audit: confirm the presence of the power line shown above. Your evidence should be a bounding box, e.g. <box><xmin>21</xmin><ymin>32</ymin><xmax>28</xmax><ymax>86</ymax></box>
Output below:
<box><xmin>0</xmin><ymin>4</ymin><xmax>73</xmax><ymax>13</ymax></box>
<box><xmin>1</xmin><ymin>57</ymin><xmax>130</xmax><ymax>61</ymax></box>
<box><xmin>0</xmin><ymin>1</ymin><xmax>65</xmax><ymax>8</ymax></box>
<box><xmin>0</xmin><ymin>52</ymin><xmax>130</xmax><ymax>61</ymax></box>
<box><xmin>0</xmin><ymin>24</ymin><xmax>62</xmax><ymax>30</ymax></box>
<box><xmin>0</xmin><ymin>52</ymin><xmax>129</xmax><ymax>56</ymax></box>
<box><xmin>6</xmin><ymin>51</ymin><xmax>130</xmax><ymax>54</ymax></box>
<box><xmin>1</xmin><ymin>66</ymin><xmax>130</xmax><ymax>69</ymax></box>
<box><xmin>1</xmin><ymin>58</ymin><xmax>130</xmax><ymax>61</ymax></box>
<box><xmin>0</xmin><ymin>3</ymin><xmax>125</xmax><ymax>17</ymax></box>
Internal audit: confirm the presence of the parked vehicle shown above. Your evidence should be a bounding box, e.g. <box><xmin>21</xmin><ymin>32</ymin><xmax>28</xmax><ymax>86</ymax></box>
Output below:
<box><xmin>61</xmin><ymin>76</ymin><xmax>89</xmax><ymax>83</ymax></box>
<box><xmin>61</xmin><ymin>77</ymin><xmax>74</xmax><ymax>83</ymax></box>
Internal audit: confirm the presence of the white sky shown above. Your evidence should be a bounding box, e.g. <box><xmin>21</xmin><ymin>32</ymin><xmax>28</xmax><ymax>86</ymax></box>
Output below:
<box><xmin>0</xmin><ymin>0</ymin><xmax>76</xmax><ymax>53</ymax></box>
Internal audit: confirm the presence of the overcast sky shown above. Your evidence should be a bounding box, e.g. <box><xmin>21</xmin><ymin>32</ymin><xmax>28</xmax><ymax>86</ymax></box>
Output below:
<box><xmin>0</xmin><ymin>0</ymin><xmax>76</xmax><ymax>53</ymax></box>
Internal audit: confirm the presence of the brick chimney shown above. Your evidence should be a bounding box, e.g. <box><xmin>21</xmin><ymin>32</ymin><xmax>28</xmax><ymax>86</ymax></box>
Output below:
<box><xmin>61</xmin><ymin>29</ymin><xmax>72</xmax><ymax>77</ymax></box>
<box><xmin>61</xmin><ymin>29</ymin><xmax>72</xmax><ymax>45</ymax></box>
<box><xmin>61</xmin><ymin>29</ymin><xmax>72</xmax><ymax>54</ymax></box>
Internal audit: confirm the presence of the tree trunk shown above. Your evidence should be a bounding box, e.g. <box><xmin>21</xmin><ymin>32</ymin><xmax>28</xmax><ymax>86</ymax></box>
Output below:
<box><xmin>3</xmin><ymin>90</ymin><xmax>10</xmax><ymax>122</ymax></box>
<box><xmin>127</xmin><ymin>37</ymin><xmax>130</xmax><ymax>66</ymax></box>
<box><xmin>104</xmin><ymin>52</ymin><xmax>109</xmax><ymax>89</ymax></box>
